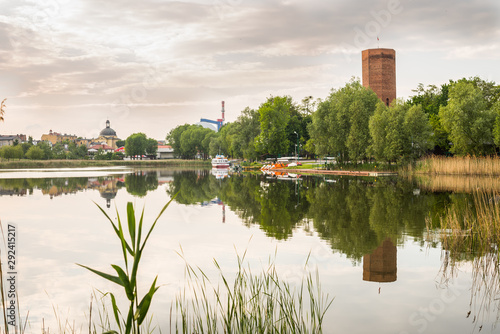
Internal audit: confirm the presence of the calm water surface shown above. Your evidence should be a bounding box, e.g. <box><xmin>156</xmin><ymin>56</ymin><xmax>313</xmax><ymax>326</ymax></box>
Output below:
<box><xmin>0</xmin><ymin>168</ymin><xmax>497</xmax><ymax>334</ymax></box>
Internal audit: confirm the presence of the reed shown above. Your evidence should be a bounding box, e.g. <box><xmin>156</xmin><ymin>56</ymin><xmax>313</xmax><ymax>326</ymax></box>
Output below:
<box><xmin>433</xmin><ymin>189</ymin><xmax>500</xmax><ymax>329</ymax></box>
<box><xmin>414</xmin><ymin>155</ymin><xmax>500</xmax><ymax>176</ymax></box>
<box><xmin>78</xmin><ymin>197</ymin><xmax>175</xmax><ymax>334</ymax></box>
<box><xmin>414</xmin><ymin>175</ymin><xmax>500</xmax><ymax>193</ymax></box>
<box><xmin>171</xmin><ymin>250</ymin><xmax>333</xmax><ymax>334</ymax></box>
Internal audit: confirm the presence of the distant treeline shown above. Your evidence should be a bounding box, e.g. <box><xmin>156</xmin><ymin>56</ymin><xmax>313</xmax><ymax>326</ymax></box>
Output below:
<box><xmin>167</xmin><ymin>76</ymin><xmax>500</xmax><ymax>164</ymax></box>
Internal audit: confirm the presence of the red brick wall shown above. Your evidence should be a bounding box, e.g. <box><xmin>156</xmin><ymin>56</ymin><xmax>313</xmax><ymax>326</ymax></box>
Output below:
<box><xmin>362</xmin><ymin>48</ymin><xmax>396</xmax><ymax>106</ymax></box>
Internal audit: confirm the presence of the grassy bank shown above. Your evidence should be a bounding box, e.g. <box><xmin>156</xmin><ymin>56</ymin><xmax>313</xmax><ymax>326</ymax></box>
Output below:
<box><xmin>413</xmin><ymin>155</ymin><xmax>500</xmax><ymax>176</ymax></box>
<box><xmin>0</xmin><ymin>159</ymin><xmax>211</xmax><ymax>169</ymax></box>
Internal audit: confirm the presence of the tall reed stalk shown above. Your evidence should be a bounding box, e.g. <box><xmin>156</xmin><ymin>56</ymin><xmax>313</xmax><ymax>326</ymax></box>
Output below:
<box><xmin>78</xmin><ymin>197</ymin><xmax>175</xmax><ymax>334</ymax></box>
<box><xmin>434</xmin><ymin>189</ymin><xmax>500</xmax><ymax>330</ymax></box>
<box><xmin>171</xmin><ymin>250</ymin><xmax>333</xmax><ymax>334</ymax></box>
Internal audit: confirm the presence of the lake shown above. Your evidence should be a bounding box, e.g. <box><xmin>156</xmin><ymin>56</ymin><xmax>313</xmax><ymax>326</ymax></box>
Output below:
<box><xmin>0</xmin><ymin>167</ymin><xmax>497</xmax><ymax>333</ymax></box>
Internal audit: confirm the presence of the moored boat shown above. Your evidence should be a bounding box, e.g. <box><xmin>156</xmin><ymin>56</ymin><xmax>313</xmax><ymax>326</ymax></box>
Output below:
<box><xmin>212</xmin><ymin>155</ymin><xmax>230</xmax><ymax>168</ymax></box>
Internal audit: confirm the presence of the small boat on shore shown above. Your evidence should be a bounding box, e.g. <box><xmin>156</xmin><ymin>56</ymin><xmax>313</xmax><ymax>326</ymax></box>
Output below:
<box><xmin>212</xmin><ymin>155</ymin><xmax>230</xmax><ymax>168</ymax></box>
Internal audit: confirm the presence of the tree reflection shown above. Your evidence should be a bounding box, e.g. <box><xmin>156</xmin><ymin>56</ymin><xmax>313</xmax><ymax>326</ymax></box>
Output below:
<box><xmin>166</xmin><ymin>170</ymin><xmax>220</xmax><ymax>204</ymax></box>
<box><xmin>125</xmin><ymin>172</ymin><xmax>159</xmax><ymax>197</ymax></box>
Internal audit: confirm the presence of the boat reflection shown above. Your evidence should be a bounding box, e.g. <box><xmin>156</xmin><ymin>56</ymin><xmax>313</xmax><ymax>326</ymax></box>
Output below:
<box><xmin>211</xmin><ymin>168</ymin><xmax>229</xmax><ymax>179</ymax></box>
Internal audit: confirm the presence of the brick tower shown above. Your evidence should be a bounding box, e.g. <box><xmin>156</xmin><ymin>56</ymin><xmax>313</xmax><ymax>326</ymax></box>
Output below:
<box><xmin>362</xmin><ymin>48</ymin><xmax>396</xmax><ymax>106</ymax></box>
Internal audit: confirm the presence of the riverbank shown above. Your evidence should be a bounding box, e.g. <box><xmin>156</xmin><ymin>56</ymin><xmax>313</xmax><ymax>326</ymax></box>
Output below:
<box><xmin>0</xmin><ymin>159</ymin><xmax>211</xmax><ymax>169</ymax></box>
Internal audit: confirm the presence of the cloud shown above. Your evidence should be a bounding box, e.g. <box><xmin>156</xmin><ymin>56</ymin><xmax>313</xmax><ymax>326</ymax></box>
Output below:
<box><xmin>0</xmin><ymin>0</ymin><xmax>498</xmax><ymax>139</ymax></box>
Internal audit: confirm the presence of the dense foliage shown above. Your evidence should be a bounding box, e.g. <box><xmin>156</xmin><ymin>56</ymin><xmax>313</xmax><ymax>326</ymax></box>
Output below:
<box><xmin>165</xmin><ymin>76</ymin><xmax>500</xmax><ymax>162</ymax></box>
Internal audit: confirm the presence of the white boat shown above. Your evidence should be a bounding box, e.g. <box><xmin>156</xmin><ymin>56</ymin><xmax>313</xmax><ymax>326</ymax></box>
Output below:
<box><xmin>212</xmin><ymin>155</ymin><xmax>230</xmax><ymax>168</ymax></box>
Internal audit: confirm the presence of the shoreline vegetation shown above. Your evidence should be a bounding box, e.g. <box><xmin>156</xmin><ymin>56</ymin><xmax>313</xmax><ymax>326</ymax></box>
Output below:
<box><xmin>412</xmin><ymin>155</ymin><xmax>500</xmax><ymax>176</ymax></box>
<box><xmin>0</xmin><ymin>159</ymin><xmax>211</xmax><ymax>169</ymax></box>
<box><xmin>430</xmin><ymin>189</ymin><xmax>500</xmax><ymax>329</ymax></box>
<box><xmin>3</xmin><ymin>155</ymin><xmax>500</xmax><ymax>177</ymax></box>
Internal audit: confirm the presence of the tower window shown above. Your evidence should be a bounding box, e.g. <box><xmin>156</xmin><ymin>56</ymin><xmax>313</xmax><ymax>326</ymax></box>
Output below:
<box><xmin>386</xmin><ymin>98</ymin><xmax>389</xmax><ymax>106</ymax></box>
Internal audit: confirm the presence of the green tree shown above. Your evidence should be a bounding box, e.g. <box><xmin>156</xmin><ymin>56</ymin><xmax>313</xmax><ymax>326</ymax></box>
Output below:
<box><xmin>52</xmin><ymin>142</ymin><xmax>66</xmax><ymax>159</ymax></box>
<box><xmin>236</xmin><ymin>107</ymin><xmax>261</xmax><ymax>160</ymax></box>
<box><xmin>201</xmin><ymin>131</ymin><xmax>217</xmax><ymax>157</ymax></box>
<box><xmin>285</xmin><ymin>99</ymin><xmax>312</xmax><ymax>158</ymax></box>
<box><xmin>209</xmin><ymin>134</ymin><xmax>222</xmax><ymax>158</ymax></box>
<box><xmin>145</xmin><ymin>138</ymin><xmax>158</xmax><ymax>157</ymax></box>
<box><xmin>368</xmin><ymin>102</ymin><xmax>432</xmax><ymax>163</ymax></box>
<box><xmin>255</xmin><ymin>96</ymin><xmax>293</xmax><ymax>157</ymax></box>
<box><xmin>94</xmin><ymin>148</ymin><xmax>105</xmax><ymax>160</ymax></box>
<box><xmin>493</xmin><ymin>101</ymin><xmax>500</xmax><ymax>147</ymax></box>
<box><xmin>25</xmin><ymin>146</ymin><xmax>44</xmax><ymax>160</ymax></box>
<box><xmin>439</xmin><ymin>81</ymin><xmax>495</xmax><ymax>155</ymax></box>
<box><xmin>404</xmin><ymin>105</ymin><xmax>433</xmax><ymax>160</ymax></box>
<box><xmin>116</xmin><ymin>139</ymin><xmax>126</xmax><ymax>148</ymax></box>
<box><xmin>125</xmin><ymin>133</ymin><xmax>147</xmax><ymax>159</ymax></box>
<box><xmin>20</xmin><ymin>141</ymin><xmax>33</xmax><ymax>155</ymax></box>
<box><xmin>76</xmin><ymin>144</ymin><xmax>88</xmax><ymax>159</ymax></box>
<box><xmin>37</xmin><ymin>141</ymin><xmax>53</xmax><ymax>160</ymax></box>
<box><xmin>180</xmin><ymin>126</ymin><xmax>213</xmax><ymax>159</ymax></box>
<box><xmin>346</xmin><ymin>100</ymin><xmax>370</xmax><ymax>163</ymax></box>
<box><xmin>368</xmin><ymin>104</ymin><xmax>388</xmax><ymax>162</ymax></box>
<box><xmin>166</xmin><ymin>124</ymin><xmax>190</xmax><ymax>158</ymax></box>
<box><xmin>309</xmin><ymin>79</ymin><xmax>378</xmax><ymax>163</ymax></box>
<box><xmin>384</xmin><ymin>102</ymin><xmax>406</xmax><ymax>163</ymax></box>
<box><xmin>217</xmin><ymin>122</ymin><xmax>240</xmax><ymax>158</ymax></box>
<box><xmin>1</xmin><ymin>145</ymin><xmax>24</xmax><ymax>160</ymax></box>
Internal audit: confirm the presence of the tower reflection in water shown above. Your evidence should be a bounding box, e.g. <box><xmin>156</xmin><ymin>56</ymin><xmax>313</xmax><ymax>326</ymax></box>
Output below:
<box><xmin>363</xmin><ymin>238</ymin><xmax>397</xmax><ymax>283</ymax></box>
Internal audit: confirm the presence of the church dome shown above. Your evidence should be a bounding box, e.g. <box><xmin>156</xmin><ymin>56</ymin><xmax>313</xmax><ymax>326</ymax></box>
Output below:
<box><xmin>100</xmin><ymin>120</ymin><xmax>117</xmax><ymax>137</ymax></box>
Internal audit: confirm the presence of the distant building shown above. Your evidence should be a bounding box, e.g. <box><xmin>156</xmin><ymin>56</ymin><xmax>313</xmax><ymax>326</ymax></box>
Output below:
<box><xmin>362</xmin><ymin>48</ymin><xmax>396</xmax><ymax>106</ymax></box>
<box><xmin>0</xmin><ymin>135</ymin><xmax>23</xmax><ymax>148</ymax></box>
<box><xmin>88</xmin><ymin>144</ymin><xmax>115</xmax><ymax>154</ymax></box>
<box><xmin>97</xmin><ymin>120</ymin><xmax>120</xmax><ymax>149</ymax></box>
<box><xmin>40</xmin><ymin>120</ymin><xmax>120</xmax><ymax>149</ymax></box>
<box><xmin>196</xmin><ymin>121</ymin><xmax>218</xmax><ymax>132</ymax></box>
<box><xmin>41</xmin><ymin>130</ymin><xmax>77</xmax><ymax>145</ymax></box>
<box><xmin>76</xmin><ymin>138</ymin><xmax>93</xmax><ymax>147</ymax></box>
<box><xmin>157</xmin><ymin>145</ymin><xmax>175</xmax><ymax>159</ymax></box>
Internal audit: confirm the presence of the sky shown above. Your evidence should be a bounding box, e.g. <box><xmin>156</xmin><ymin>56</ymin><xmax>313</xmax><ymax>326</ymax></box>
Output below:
<box><xmin>0</xmin><ymin>0</ymin><xmax>499</xmax><ymax>140</ymax></box>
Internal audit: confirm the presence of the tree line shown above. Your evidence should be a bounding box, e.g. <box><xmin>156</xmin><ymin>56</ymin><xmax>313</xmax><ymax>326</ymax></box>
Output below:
<box><xmin>167</xmin><ymin>76</ymin><xmax>500</xmax><ymax>163</ymax></box>
<box><xmin>0</xmin><ymin>133</ymin><xmax>159</xmax><ymax>161</ymax></box>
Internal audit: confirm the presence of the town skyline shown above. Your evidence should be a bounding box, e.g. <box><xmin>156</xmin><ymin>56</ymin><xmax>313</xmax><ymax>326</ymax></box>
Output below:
<box><xmin>0</xmin><ymin>0</ymin><xmax>499</xmax><ymax>140</ymax></box>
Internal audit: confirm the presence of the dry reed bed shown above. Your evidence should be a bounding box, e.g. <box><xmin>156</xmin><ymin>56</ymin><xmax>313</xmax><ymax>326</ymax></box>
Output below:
<box><xmin>416</xmin><ymin>155</ymin><xmax>500</xmax><ymax>176</ymax></box>
<box><xmin>416</xmin><ymin>175</ymin><xmax>500</xmax><ymax>193</ymax></box>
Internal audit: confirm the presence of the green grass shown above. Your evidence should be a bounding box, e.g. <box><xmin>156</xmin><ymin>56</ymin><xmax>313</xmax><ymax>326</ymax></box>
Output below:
<box><xmin>171</xmin><ymin>250</ymin><xmax>333</xmax><ymax>334</ymax></box>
